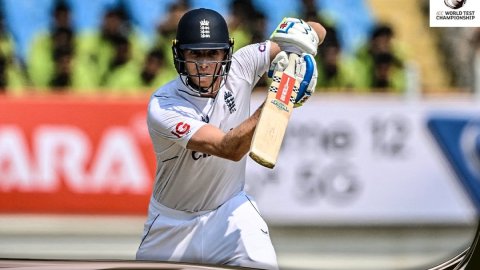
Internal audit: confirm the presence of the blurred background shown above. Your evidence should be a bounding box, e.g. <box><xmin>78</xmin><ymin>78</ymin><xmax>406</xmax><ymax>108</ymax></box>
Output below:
<box><xmin>0</xmin><ymin>0</ymin><xmax>478</xmax><ymax>95</ymax></box>
<box><xmin>1</xmin><ymin>0</ymin><xmax>480</xmax><ymax>269</ymax></box>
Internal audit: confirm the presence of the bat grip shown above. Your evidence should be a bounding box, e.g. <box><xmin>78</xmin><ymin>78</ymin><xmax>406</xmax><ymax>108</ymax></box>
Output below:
<box><xmin>285</xmin><ymin>53</ymin><xmax>299</xmax><ymax>74</ymax></box>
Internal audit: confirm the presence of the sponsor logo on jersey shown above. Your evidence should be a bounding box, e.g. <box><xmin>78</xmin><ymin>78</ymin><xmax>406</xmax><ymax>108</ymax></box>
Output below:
<box><xmin>192</xmin><ymin>151</ymin><xmax>211</xmax><ymax>160</ymax></box>
<box><xmin>171</xmin><ymin>122</ymin><xmax>191</xmax><ymax>138</ymax></box>
<box><xmin>258</xmin><ymin>42</ymin><xmax>266</xmax><ymax>52</ymax></box>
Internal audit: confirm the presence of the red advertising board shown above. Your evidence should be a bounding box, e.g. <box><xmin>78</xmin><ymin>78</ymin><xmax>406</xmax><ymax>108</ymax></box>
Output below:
<box><xmin>0</xmin><ymin>95</ymin><xmax>155</xmax><ymax>215</ymax></box>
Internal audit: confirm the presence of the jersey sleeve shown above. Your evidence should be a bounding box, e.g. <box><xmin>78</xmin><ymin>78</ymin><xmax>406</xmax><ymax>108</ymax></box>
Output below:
<box><xmin>147</xmin><ymin>97</ymin><xmax>207</xmax><ymax>149</ymax></box>
<box><xmin>230</xmin><ymin>41</ymin><xmax>271</xmax><ymax>87</ymax></box>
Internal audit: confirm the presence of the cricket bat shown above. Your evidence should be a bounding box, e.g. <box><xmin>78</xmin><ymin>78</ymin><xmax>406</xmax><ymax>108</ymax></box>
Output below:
<box><xmin>249</xmin><ymin>53</ymin><xmax>300</xmax><ymax>169</ymax></box>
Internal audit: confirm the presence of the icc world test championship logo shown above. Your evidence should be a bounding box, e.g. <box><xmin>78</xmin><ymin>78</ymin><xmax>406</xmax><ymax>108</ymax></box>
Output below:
<box><xmin>444</xmin><ymin>0</ymin><xmax>467</xmax><ymax>9</ymax></box>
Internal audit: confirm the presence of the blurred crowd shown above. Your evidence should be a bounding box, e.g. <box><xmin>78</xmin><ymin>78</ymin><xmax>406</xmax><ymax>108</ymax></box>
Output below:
<box><xmin>0</xmin><ymin>0</ymin><xmax>410</xmax><ymax>96</ymax></box>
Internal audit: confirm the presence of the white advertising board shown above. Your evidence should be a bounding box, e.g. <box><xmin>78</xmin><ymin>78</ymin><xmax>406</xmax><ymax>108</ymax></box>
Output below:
<box><xmin>246</xmin><ymin>95</ymin><xmax>478</xmax><ymax>225</ymax></box>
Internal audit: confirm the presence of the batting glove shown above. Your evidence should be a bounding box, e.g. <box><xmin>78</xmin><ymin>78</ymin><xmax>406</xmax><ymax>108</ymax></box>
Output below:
<box><xmin>267</xmin><ymin>51</ymin><xmax>289</xmax><ymax>78</ymax></box>
<box><xmin>294</xmin><ymin>53</ymin><xmax>317</xmax><ymax>108</ymax></box>
<box><xmin>268</xmin><ymin>51</ymin><xmax>317</xmax><ymax>108</ymax></box>
<box><xmin>270</xmin><ymin>17</ymin><xmax>319</xmax><ymax>56</ymax></box>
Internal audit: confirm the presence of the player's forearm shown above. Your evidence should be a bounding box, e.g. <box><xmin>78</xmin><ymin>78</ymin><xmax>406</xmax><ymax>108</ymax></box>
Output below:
<box><xmin>220</xmin><ymin>104</ymin><xmax>263</xmax><ymax>161</ymax></box>
<box><xmin>186</xmin><ymin>104</ymin><xmax>264</xmax><ymax>161</ymax></box>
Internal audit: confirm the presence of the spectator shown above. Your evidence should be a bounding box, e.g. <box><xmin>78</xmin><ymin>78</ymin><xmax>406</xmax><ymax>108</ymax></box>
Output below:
<box><xmin>227</xmin><ymin>0</ymin><xmax>253</xmax><ymax>51</ymax></box>
<box><xmin>100</xmin><ymin>34</ymin><xmax>142</xmax><ymax>93</ymax></box>
<box><xmin>27</xmin><ymin>0</ymin><xmax>97</xmax><ymax>92</ymax></box>
<box><xmin>49</xmin><ymin>46</ymin><xmax>73</xmax><ymax>89</ymax></box>
<box><xmin>47</xmin><ymin>42</ymin><xmax>96</xmax><ymax>92</ymax></box>
<box><xmin>226</xmin><ymin>0</ymin><xmax>269</xmax><ymax>87</ymax></box>
<box><xmin>353</xmin><ymin>23</ymin><xmax>406</xmax><ymax>93</ymax></box>
<box><xmin>297</xmin><ymin>1</ymin><xmax>359</xmax><ymax>91</ymax></box>
<box><xmin>101</xmin><ymin>44</ymin><xmax>177</xmax><ymax>93</ymax></box>
<box><xmin>156</xmin><ymin>0</ymin><xmax>190</xmax><ymax>43</ymax></box>
<box><xmin>300</xmin><ymin>0</ymin><xmax>338</xmax><ymax>35</ymax></box>
<box><xmin>370</xmin><ymin>52</ymin><xmax>405</xmax><ymax>92</ymax></box>
<box><xmin>316</xmin><ymin>26</ymin><xmax>358</xmax><ymax>91</ymax></box>
<box><xmin>27</xmin><ymin>0</ymin><xmax>72</xmax><ymax>88</ymax></box>
<box><xmin>0</xmin><ymin>8</ymin><xmax>25</xmax><ymax>94</ymax></box>
<box><xmin>250</xmin><ymin>10</ymin><xmax>267</xmax><ymax>44</ymax></box>
<box><xmin>153</xmin><ymin>0</ymin><xmax>190</xmax><ymax>80</ymax></box>
<box><xmin>138</xmin><ymin>48</ymin><xmax>177</xmax><ymax>88</ymax></box>
<box><xmin>76</xmin><ymin>4</ymin><xmax>146</xmax><ymax>87</ymax></box>
<box><xmin>227</xmin><ymin>0</ymin><xmax>267</xmax><ymax>47</ymax></box>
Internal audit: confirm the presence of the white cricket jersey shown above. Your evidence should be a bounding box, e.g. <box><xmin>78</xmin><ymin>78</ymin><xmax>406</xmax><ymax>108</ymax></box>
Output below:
<box><xmin>147</xmin><ymin>41</ymin><xmax>271</xmax><ymax>212</ymax></box>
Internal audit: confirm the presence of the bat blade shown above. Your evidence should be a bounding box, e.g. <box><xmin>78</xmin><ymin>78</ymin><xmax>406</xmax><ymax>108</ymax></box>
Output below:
<box><xmin>249</xmin><ymin>53</ymin><xmax>300</xmax><ymax>168</ymax></box>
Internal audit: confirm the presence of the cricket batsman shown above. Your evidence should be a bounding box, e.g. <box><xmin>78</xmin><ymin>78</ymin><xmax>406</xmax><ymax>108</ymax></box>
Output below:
<box><xmin>136</xmin><ymin>8</ymin><xmax>326</xmax><ymax>269</ymax></box>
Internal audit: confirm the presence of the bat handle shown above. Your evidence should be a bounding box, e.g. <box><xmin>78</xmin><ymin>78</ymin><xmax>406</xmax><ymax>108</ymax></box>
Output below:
<box><xmin>285</xmin><ymin>53</ymin><xmax>299</xmax><ymax>74</ymax></box>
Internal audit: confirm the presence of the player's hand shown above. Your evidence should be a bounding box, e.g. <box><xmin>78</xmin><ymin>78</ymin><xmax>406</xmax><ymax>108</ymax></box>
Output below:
<box><xmin>268</xmin><ymin>51</ymin><xmax>317</xmax><ymax>108</ymax></box>
<box><xmin>270</xmin><ymin>17</ymin><xmax>319</xmax><ymax>56</ymax></box>
<box><xmin>294</xmin><ymin>53</ymin><xmax>317</xmax><ymax>108</ymax></box>
<box><xmin>267</xmin><ymin>51</ymin><xmax>289</xmax><ymax>78</ymax></box>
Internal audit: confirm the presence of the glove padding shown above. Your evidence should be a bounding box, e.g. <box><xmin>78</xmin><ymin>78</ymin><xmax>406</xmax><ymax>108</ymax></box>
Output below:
<box><xmin>270</xmin><ymin>17</ymin><xmax>319</xmax><ymax>56</ymax></box>
<box><xmin>268</xmin><ymin>51</ymin><xmax>317</xmax><ymax>108</ymax></box>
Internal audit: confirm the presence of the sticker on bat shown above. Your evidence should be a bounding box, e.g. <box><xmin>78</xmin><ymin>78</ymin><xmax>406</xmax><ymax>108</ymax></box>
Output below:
<box><xmin>276</xmin><ymin>74</ymin><xmax>295</xmax><ymax>105</ymax></box>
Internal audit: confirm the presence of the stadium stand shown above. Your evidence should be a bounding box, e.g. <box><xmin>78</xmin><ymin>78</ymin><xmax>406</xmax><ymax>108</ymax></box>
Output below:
<box><xmin>366</xmin><ymin>0</ymin><xmax>450</xmax><ymax>92</ymax></box>
<box><xmin>3</xmin><ymin>0</ymin><xmax>375</xmax><ymax>60</ymax></box>
<box><xmin>0</xmin><ymin>0</ymin><xmax>460</xmax><ymax>94</ymax></box>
